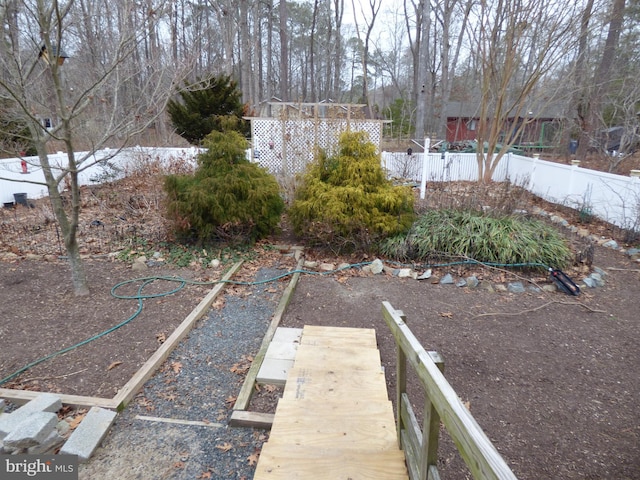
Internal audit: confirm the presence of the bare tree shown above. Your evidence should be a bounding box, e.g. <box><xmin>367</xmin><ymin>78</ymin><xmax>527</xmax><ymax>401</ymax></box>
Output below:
<box><xmin>0</xmin><ymin>0</ymin><xmax>187</xmax><ymax>295</ymax></box>
<box><xmin>350</xmin><ymin>0</ymin><xmax>381</xmax><ymax>114</ymax></box>
<box><xmin>576</xmin><ymin>0</ymin><xmax>627</xmax><ymax>159</ymax></box>
<box><xmin>470</xmin><ymin>0</ymin><xmax>578</xmax><ymax>182</ymax></box>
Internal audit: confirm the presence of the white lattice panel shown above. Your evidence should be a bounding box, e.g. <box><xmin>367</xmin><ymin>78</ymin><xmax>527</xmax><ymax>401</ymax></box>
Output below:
<box><xmin>251</xmin><ymin>118</ymin><xmax>382</xmax><ymax>175</ymax></box>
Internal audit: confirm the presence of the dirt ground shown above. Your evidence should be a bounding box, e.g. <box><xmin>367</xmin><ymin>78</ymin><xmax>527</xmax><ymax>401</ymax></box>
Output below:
<box><xmin>281</xmin><ymin>245</ymin><xmax>640</xmax><ymax>479</ymax></box>
<box><xmin>1</xmin><ymin>173</ymin><xmax>639</xmax><ymax>478</ymax></box>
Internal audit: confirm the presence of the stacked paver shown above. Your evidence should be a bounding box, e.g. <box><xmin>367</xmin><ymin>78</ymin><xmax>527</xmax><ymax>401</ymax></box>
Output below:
<box><xmin>0</xmin><ymin>394</ymin><xmax>116</xmax><ymax>462</ymax></box>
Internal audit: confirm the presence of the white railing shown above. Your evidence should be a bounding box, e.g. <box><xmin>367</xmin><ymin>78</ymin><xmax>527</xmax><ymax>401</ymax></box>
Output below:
<box><xmin>382</xmin><ymin>151</ymin><xmax>640</xmax><ymax>231</ymax></box>
<box><xmin>2</xmin><ymin>148</ymin><xmax>639</xmax><ymax>232</ymax></box>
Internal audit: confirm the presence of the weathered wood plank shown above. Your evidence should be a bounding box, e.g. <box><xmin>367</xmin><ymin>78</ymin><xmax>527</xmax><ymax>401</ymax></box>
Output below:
<box><xmin>232</xmin><ymin>253</ymin><xmax>306</xmax><ymax>412</ymax></box>
<box><xmin>0</xmin><ymin>389</ymin><xmax>118</xmax><ymax>410</ymax></box>
<box><xmin>228</xmin><ymin>410</ymin><xmax>275</xmax><ymax>429</ymax></box>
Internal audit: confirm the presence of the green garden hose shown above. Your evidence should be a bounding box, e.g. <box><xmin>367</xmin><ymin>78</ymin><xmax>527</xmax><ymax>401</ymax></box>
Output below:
<box><xmin>0</xmin><ymin>259</ymin><xmax>550</xmax><ymax>386</ymax></box>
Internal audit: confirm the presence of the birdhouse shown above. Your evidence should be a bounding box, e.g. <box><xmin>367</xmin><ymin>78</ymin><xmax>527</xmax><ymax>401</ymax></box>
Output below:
<box><xmin>39</xmin><ymin>45</ymin><xmax>69</xmax><ymax>66</ymax></box>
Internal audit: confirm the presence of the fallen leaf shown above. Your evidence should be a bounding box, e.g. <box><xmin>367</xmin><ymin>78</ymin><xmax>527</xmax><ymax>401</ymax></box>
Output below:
<box><xmin>263</xmin><ymin>384</ymin><xmax>277</xmax><ymax>393</ymax></box>
<box><xmin>156</xmin><ymin>332</ymin><xmax>166</xmax><ymax>344</ymax></box>
<box><xmin>173</xmin><ymin>461</ymin><xmax>185</xmax><ymax>469</ymax></box>
<box><xmin>171</xmin><ymin>361</ymin><xmax>182</xmax><ymax>374</ymax></box>
<box><xmin>196</xmin><ymin>472</ymin><xmax>212</xmax><ymax>479</ymax></box>
<box><xmin>216</xmin><ymin>442</ymin><xmax>233</xmax><ymax>452</ymax></box>
<box><xmin>247</xmin><ymin>450</ymin><xmax>260</xmax><ymax>466</ymax></box>
<box><xmin>107</xmin><ymin>361</ymin><xmax>122</xmax><ymax>371</ymax></box>
<box><xmin>68</xmin><ymin>413</ymin><xmax>86</xmax><ymax>430</ymax></box>
<box><xmin>225</xmin><ymin>395</ymin><xmax>237</xmax><ymax>407</ymax></box>
<box><xmin>440</xmin><ymin>312</ymin><xmax>453</xmax><ymax>318</ymax></box>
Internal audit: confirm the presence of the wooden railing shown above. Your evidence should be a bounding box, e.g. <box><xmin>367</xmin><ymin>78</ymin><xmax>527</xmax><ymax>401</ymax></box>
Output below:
<box><xmin>382</xmin><ymin>301</ymin><xmax>518</xmax><ymax>480</ymax></box>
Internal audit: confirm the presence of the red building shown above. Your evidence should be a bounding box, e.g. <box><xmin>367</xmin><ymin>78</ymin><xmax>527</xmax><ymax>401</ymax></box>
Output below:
<box><xmin>444</xmin><ymin>101</ymin><xmax>566</xmax><ymax>149</ymax></box>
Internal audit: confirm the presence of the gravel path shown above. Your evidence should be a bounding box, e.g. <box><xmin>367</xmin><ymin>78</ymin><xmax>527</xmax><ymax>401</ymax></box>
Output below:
<box><xmin>79</xmin><ymin>267</ymin><xmax>286</xmax><ymax>480</ymax></box>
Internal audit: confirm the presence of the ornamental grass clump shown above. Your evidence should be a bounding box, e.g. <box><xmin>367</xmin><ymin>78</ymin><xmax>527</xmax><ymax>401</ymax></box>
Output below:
<box><xmin>289</xmin><ymin>131</ymin><xmax>415</xmax><ymax>252</ymax></box>
<box><xmin>164</xmin><ymin>130</ymin><xmax>284</xmax><ymax>243</ymax></box>
<box><xmin>379</xmin><ymin>209</ymin><xmax>573</xmax><ymax>269</ymax></box>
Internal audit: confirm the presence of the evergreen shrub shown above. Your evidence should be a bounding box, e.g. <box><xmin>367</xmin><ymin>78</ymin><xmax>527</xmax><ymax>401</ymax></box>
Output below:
<box><xmin>164</xmin><ymin>131</ymin><xmax>284</xmax><ymax>243</ymax></box>
<box><xmin>289</xmin><ymin>131</ymin><xmax>415</xmax><ymax>252</ymax></box>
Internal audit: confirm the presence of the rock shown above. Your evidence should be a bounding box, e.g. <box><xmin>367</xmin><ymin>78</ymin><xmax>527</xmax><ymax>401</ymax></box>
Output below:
<box><xmin>593</xmin><ymin>266</ymin><xmax>607</xmax><ymax>277</ymax></box>
<box><xmin>303</xmin><ymin>260</ymin><xmax>318</xmax><ymax>269</ymax></box>
<box><xmin>602</xmin><ymin>239</ymin><xmax>619</xmax><ymax>249</ymax></box>
<box><xmin>368</xmin><ymin>259</ymin><xmax>384</xmax><ymax>275</ymax></box>
<box><xmin>542</xmin><ymin>284</ymin><xmax>557</xmax><ymax>293</ymax></box>
<box><xmin>440</xmin><ymin>273</ymin><xmax>454</xmax><ymax>285</ymax></box>
<box><xmin>626</xmin><ymin>248</ymin><xmax>640</xmax><ymax>259</ymax></box>
<box><xmin>456</xmin><ymin>279</ymin><xmax>467</xmax><ymax>287</ymax></box>
<box><xmin>507</xmin><ymin>282</ymin><xmax>526</xmax><ymax>293</ymax></box>
<box><xmin>494</xmin><ymin>284</ymin><xmax>508</xmax><ymax>292</ymax></box>
<box><xmin>319</xmin><ymin>263</ymin><xmax>335</xmax><ymax>272</ymax></box>
<box><xmin>337</xmin><ymin>263</ymin><xmax>352</xmax><ymax>272</ymax></box>
<box><xmin>480</xmin><ymin>283</ymin><xmax>495</xmax><ymax>293</ymax></box>
<box><xmin>466</xmin><ymin>276</ymin><xmax>479</xmax><ymax>288</ymax></box>
<box><xmin>583</xmin><ymin>277</ymin><xmax>596</xmax><ymax>288</ymax></box>
<box><xmin>25</xmin><ymin>253</ymin><xmax>41</xmax><ymax>261</ymax></box>
<box><xmin>590</xmin><ymin>272</ymin><xmax>605</xmax><ymax>287</ymax></box>
<box><xmin>131</xmin><ymin>259</ymin><xmax>148</xmax><ymax>271</ymax></box>
<box><xmin>152</xmin><ymin>251</ymin><xmax>162</xmax><ymax>259</ymax></box>
<box><xmin>56</xmin><ymin>419</ymin><xmax>71</xmax><ymax>436</ymax></box>
<box><xmin>416</xmin><ymin>269</ymin><xmax>432</xmax><ymax>280</ymax></box>
<box><xmin>209</xmin><ymin>259</ymin><xmax>221</xmax><ymax>269</ymax></box>
<box><xmin>577</xmin><ymin>228</ymin><xmax>590</xmax><ymax>238</ymax></box>
<box><xmin>397</xmin><ymin>268</ymin><xmax>413</xmax><ymax>278</ymax></box>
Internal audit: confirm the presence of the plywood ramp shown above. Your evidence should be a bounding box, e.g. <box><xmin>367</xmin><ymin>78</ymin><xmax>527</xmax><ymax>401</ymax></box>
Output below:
<box><xmin>253</xmin><ymin>325</ymin><xmax>409</xmax><ymax>480</ymax></box>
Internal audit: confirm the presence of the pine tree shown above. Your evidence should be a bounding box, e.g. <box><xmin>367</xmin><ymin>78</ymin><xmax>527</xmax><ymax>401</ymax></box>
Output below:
<box><xmin>167</xmin><ymin>75</ymin><xmax>249</xmax><ymax>145</ymax></box>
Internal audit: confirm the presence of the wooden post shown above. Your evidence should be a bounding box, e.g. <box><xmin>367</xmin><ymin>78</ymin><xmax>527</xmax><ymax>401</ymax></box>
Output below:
<box><xmin>421</xmin><ymin>351</ymin><xmax>444</xmax><ymax>479</ymax></box>
<box><xmin>395</xmin><ymin>309</ymin><xmax>407</xmax><ymax>447</ymax></box>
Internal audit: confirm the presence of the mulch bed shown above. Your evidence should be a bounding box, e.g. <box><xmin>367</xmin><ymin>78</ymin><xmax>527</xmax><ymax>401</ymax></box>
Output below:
<box><xmin>1</xmin><ymin>174</ymin><xmax>638</xmax><ymax>479</ymax></box>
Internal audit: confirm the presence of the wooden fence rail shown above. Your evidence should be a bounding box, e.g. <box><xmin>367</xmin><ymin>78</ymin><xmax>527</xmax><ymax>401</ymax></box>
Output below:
<box><xmin>382</xmin><ymin>301</ymin><xmax>518</xmax><ymax>480</ymax></box>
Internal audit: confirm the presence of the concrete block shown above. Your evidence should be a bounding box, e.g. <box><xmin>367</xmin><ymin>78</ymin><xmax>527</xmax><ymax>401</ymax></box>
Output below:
<box><xmin>0</xmin><ymin>394</ymin><xmax>61</xmax><ymax>439</ymax></box>
<box><xmin>257</xmin><ymin>358</ymin><xmax>295</xmax><ymax>386</ymax></box>
<box><xmin>264</xmin><ymin>340</ymin><xmax>299</xmax><ymax>361</ymax></box>
<box><xmin>59</xmin><ymin>407</ymin><xmax>117</xmax><ymax>462</ymax></box>
<box><xmin>271</xmin><ymin>327</ymin><xmax>303</xmax><ymax>343</ymax></box>
<box><xmin>3</xmin><ymin>411</ymin><xmax>58</xmax><ymax>448</ymax></box>
<box><xmin>28</xmin><ymin>430</ymin><xmax>65</xmax><ymax>454</ymax></box>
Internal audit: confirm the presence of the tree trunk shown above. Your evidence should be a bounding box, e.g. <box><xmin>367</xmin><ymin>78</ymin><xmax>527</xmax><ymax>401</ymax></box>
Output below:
<box><xmin>414</xmin><ymin>0</ymin><xmax>432</xmax><ymax>139</ymax></box>
<box><xmin>577</xmin><ymin>0</ymin><xmax>626</xmax><ymax>159</ymax></box>
<box><xmin>279</xmin><ymin>0</ymin><xmax>289</xmax><ymax>101</ymax></box>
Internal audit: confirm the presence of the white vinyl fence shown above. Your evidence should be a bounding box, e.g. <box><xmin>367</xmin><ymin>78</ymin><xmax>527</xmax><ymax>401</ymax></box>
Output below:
<box><xmin>382</xmin><ymin>151</ymin><xmax>640</xmax><ymax>231</ymax></box>
<box><xmin>0</xmin><ymin>147</ymin><xmax>201</xmax><ymax>206</ymax></box>
<box><xmin>2</xmin><ymin>148</ymin><xmax>639</xmax><ymax>232</ymax></box>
